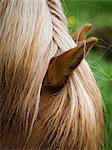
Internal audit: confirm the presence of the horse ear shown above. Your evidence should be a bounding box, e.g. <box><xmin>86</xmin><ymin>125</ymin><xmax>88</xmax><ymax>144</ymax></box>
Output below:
<box><xmin>72</xmin><ymin>23</ymin><xmax>92</xmax><ymax>42</ymax></box>
<box><xmin>44</xmin><ymin>37</ymin><xmax>97</xmax><ymax>91</ymax></box>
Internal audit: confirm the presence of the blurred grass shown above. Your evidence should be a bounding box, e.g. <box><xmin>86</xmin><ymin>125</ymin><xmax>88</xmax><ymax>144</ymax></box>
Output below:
<box><xmin>87</xmin><ymin>52</ymin><xmax>112</xmax><ymax>149</ymax></box>
<box><xmin>62</xmin><ymin>0</ymin><xmax>112</xmax><ymax>149</ymax></box>
<box><xmin>62</xmin><ymin>0</ymin><xmax>112</xmax><ymax>32</ymax></box>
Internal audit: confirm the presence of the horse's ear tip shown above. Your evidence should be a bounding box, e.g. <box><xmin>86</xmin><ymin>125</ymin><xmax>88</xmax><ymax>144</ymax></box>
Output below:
<box><xmin>88</xmin><ymin>37</ymin><xmax>98</xmax><ymax>44</ymax></box>
<box><xmin>83</xmin><ymin>23</ymin><xmax>93</xmax><ymax>29</ymax></box>
<box><xmin>86</xmin><ymin>23</ymin><xmax>92</xmax><ymax>26</ymax></box>
<box><xmin>94</xmin><ymin>37</ymin><xmax>98</xmax><ymax>42</ymax></box>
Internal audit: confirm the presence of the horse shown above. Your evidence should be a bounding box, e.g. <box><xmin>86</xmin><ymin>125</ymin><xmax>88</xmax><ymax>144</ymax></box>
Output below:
<box><xmin>0</xmin><ymin>0</ymin><xmax>104</xmax><ymax>149</ymax></box>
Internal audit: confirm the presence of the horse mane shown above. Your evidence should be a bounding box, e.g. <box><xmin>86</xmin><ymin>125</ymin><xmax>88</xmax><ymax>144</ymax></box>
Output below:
<box><xmin>0</xmin><ymin>0</ymin><xmax>104</xmax><ymax>149</ymax></box>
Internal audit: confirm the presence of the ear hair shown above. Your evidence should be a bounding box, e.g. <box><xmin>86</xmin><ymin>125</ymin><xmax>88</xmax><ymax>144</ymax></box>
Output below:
<box><xmin>44</xmin><ymin>37</ymin><xmax>97</xmax><ymax>91</ymax></box>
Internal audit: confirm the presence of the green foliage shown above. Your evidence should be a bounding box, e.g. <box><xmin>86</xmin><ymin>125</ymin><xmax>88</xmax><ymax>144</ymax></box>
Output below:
<box><xmin>87</xmin><ymin>52</ymin><xmax>112</xmax><ymax>149</ymax></box>
<box><xmin>63</xmin><ymin>0</ymin><xmax>112</xmax><ymax>32</ymax></box>
<box><xmin>63</xmin><ymin>0</ymin><xmax>112</xmax><ymax>149</ymax></box>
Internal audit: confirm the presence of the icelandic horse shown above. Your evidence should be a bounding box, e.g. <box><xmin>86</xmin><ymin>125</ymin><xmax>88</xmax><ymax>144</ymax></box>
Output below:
<box><xmin>0</xmin><ymin>0</ymin><xmax>104</xmax><ymax>149</ymax></box>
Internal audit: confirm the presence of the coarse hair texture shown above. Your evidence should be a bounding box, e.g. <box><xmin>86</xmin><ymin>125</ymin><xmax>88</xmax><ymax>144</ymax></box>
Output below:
<box><xmin>0</xmin><ymin>0</ymin><xmax>104</xmax><ymax>149</ymax></box>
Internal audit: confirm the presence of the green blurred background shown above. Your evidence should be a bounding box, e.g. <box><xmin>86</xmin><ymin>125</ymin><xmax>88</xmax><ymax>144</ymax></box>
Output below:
<box><xmin>62</xmin><ymin>0</ymin><xmax>112</xmax><ymax>149</ymax></box>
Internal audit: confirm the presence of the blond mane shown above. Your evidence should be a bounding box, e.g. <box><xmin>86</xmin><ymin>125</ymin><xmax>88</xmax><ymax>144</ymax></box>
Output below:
<box><xmin>0</xmin><ymin>0</ymin><xmax>104</xmax><ymax>149</ymax></box>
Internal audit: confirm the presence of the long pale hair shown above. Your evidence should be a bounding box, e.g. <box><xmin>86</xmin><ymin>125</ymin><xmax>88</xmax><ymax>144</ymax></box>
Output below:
<box><xmin>0</xmin><ymin>0</ymin><xmax>104</xmax><ymax>149</ymax></box>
